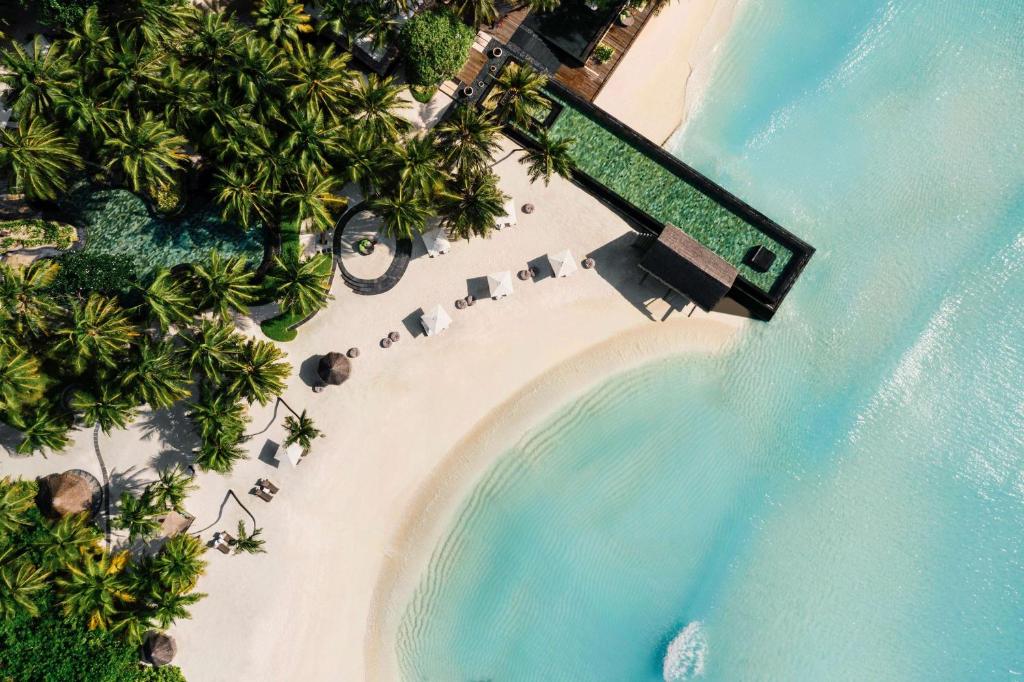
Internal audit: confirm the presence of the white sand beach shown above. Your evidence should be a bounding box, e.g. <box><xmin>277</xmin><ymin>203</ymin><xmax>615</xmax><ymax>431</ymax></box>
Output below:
<box><xmin>596</xmin><ymin>0</ymin><xmax>744</xmax><ymax>144</ymax></box>
<box><xmin>1</xmin><ymin>142</ymin><xmax>745</xmax><ymax>681</ymax></box>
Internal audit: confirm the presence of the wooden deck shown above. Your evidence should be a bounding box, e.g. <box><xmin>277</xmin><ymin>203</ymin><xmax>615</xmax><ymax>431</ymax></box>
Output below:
<box><xmin>451</xmin><ymin>2</ymin><xmax>657</xmax><ymax>103</ymax></box>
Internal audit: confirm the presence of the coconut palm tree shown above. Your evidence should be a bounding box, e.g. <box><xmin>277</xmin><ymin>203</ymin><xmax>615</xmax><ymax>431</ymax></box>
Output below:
<box><xmin>147</xmin><ymin>583</ymin><xmax>205</xmax><ymax>628</ymax></box>
<box><xmin>180</xmin><ymin>318</ymin><xmax>239</xmax><ymax>382</ymax></box>
<box><xmin>115</xmin><ymin>0</ymin><xmax>192</xmax><ymax>47</ymax></box>
<box><xmin>147</xmin><ymin>466</ymin><xmax>197</xmax><ymax>513</ymax></box>
<box><xmin>188</xmin><ymin>251</ymin><xmax>258</xmax><ymax>321</ymax></box>
<box><xmin>435</xmin><ymin>105</ymin><xmax>503</xmax><ymax>176</ymax></box>
<box><xmin>348</xmin><ymin>74</ymin><xmax>410</xmax><ymax>144</ymax></box>
<box><xmin>102</xmin><ymin>111</ymin><xmax>188</xmax><ymax>196</ymax></box>
<box><xmin>0</xmin><ymin>36</ymin><xmax>74</xmax><ymax>119</ymax></box>
<box><xmin>282</xmin><ymin>109</ymin><xmax>344</xmax><ymax>170</ymax></box>
<box><xmin>283</xmin><ymin>409</ymin><xmax>321</xmax><ymax>453</ymax></box>
<box><xmin>0</xmin><ymin>119</ymin><xmax>84</xmax><ymax>201</ymax></box>
<box><xmin>227</xmin><ymin>35</ymin><xmax>286</xmax><ymax>114</ymax></box>
<box><xmin>265</xmin><ymin>254</ymin><xmax>333</xmax><ymax>317</ymax></box>
<box><xmin>213</xmin><ymin>164</ymin><xmax>275</xmax><ymax>231</ymax></box>
<box><xmin>114</xmin><ymin>491</ymin><xmax>161</xmax><ymax>542</ymax></box>
<box><xmin>141</xmin><ymin>268</ymin><xmax>195</xmax><ymax>332</ymax></box>
<box><xmin>339</xmin><ymin>127</ymin><xmax>383</xmax><ymax>194</ymax></box>
<box><xmin>33</xmin><ymin>512</ymin><xmax>100</xmax><ymax>572</ymax></box>
<box><xmin>0</xmin><ymin>259</ymin><xmax>62</xmax><ymax>339</ymax></box>
<box><xmin>71</xmin><ymin>384</ymin><xmax>137</xmax><ymax>435</ymax></box>
<box><xmin>119</xmin><ymin>338</ymin><xmax>190</xmax><ymax>410</ymax></box>
<box><xmin>53</xmin><ymin>84</ymin><xmax>117</xmax><ymax>149</ymax></box>
<box><xmin>384</xmin><ymin>134</ymin><xmax>446</xmax><ymax>199</ymax></box>
<box><xmin>0</xmin><ymin>477</ymin><xmax>35</xmax><ymax>536</ymax></box>
<box><xmin>99</xmin><ymin>30</ymin><xmax>162</xmax><ymax>108</ymax></box>
<box><xmin>233</xmin><ymin>520</ymin><xmax>266</xmax><ymax>555</ymax></box>
<box><xmin>369</xmin><ymin>181</ymin><xmax>432</xmax><ymax>240</ymax></box>
<box><xmin>188</xmin><ymin>387</ymin><xmax>248</xmax><ymax>445</ymax></box>
<box><xmin>153</xmin><ymin>533</ymin><xmax>206</xmax><ymax>592</ymax></box>
<box><xmin>57</xmin><ymin>550</ymin><xmax>135</xmax><ymax>631</ymax></box>
<box><xmin>484</xmin><ymin>62</ymin><xmax>550</xmax><ymax>127</ymax></box>
<box><xmin>285</xmin><ymin>42</ymin><xmax>352</xmax><ymax>120</ymax></box>
<box><xmin>254</xmin><ymin>0</ymin><xmax>314</xmax><ymax>45</ymax></box>
<box><xmin>225</xmin><ymin>339</ymin><xmax>291</xmax><ymax>406</ymax></box>
<box><xmin>193</xmin><ymin>435</ymin><xmax>246</xmax><ymax>473</ymax></box>
<box><xmin>282</xmin><ymin>165</ymin><xmax>344</xmax><ymax>234</ymax></box>
<box><xmin>10</xmin><ymin>404</ymin><xmax>72</xmax><ymax>456</ymax></box>
<box><xmin>0</xmin><ymin>548</ymin><xmax>49</xmax><ymax>618</ymax></box>
<box><xmin>440</xmin><ymin>169</ymin><xmax>509</xmax><ymax>240</ymax></box>
<box><xmin>53</xmin><ymin>294</ymin><xmax>139</xmax><ymax>373</ymax></box>
<box><xmin>453</xmin><ymin>0</ymin><xmax>498</xmax><ymax>30</ymax></box>
<box><xmin>519</xmin><ymin>131</ymin><xmax>575</xmax><ymax>186</ymax></box>
<box><xmin>0</xmin><ymin>343</ymin><xmax>45</xmax><ymax>413</ymax></box>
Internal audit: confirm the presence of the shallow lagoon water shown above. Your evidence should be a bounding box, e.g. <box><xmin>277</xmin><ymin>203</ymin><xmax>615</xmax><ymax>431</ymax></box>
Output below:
<box><xmin>397</xmin><ymin>0</ymin><xmax>1024</xmax><ymax>679</ymax></box>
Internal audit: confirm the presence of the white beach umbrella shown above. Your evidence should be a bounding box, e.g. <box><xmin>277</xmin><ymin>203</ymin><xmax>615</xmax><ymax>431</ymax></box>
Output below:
<box><xmin>548</xmin><ymin>249</ymin><xmax>578</xmax><ymax>278</ymax></box>
<box><xmin>487</xmin><ymin>271</ymin><xmax>514</xmax><ymax>298</ymax></box>
<box><xmin>420</xmin><ymin>304</ymin><xmax>452</xmax><ymax>336</ymax></box>
<box><xmin>278</xmin><ymin>442</ymin><xmax>303</xmax><ymax>467</ymax></box>
<box><xmin>421</xmin><ymin>226</ymin><xmax>451</xmax><ymax>257</ymax></box>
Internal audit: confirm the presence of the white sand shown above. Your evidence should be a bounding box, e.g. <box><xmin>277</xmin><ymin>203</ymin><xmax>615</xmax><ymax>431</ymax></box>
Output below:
<box><xmin>0</xmin><ymin>141</ymin><xmax>745</xmax><ymax>681</ymax></box>
<box><xmin>595</xmin><ymin>0</ymin><xmax>744</xmax><ymax>144</ymax></box>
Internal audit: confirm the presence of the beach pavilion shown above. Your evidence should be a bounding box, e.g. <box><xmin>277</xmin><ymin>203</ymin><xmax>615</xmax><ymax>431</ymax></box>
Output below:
<box><xmin>487</xmin><ymin>271</ymin><xmax>515</xmax><ymax>299</ymax></box>
<box><xmin>420</xmin><ymin>304</ymin><xmax>452</xmax><ymax>336</ymax></box>
<box><xmin>638</xmin><ymin>225</ymin><xmax>738</xmax><ymax>312</ymax></box>
<box><xmin>548</xmin><ymin>249</ymin><xmax>578</xmax><ymax>278</ymax></box>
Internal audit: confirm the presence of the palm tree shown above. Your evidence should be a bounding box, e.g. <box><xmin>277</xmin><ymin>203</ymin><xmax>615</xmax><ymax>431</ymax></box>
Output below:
<box><xmin>384</xmin><ymin>134</ymin><xmax>446</xmax><ymax>199</ymax></box>
<box><xmin>141</xmin><ymin>268</ymin><xmax>195</xmax><ymax>332</ymax></box>
<box><xmin>339</xmin><ymin>127</ymin><xmax>383</xmax><ymax>194</ymax></box>
<box><xmin>188</xmin><ymin>251</ymin><xmax>258</xmax><ymax>321</ymax></box>
<box><xmin>348</xmin><ymin>74</ymin><xmax>410</xmax><ymax>144</ymax></box>
<box><xmin>526</xmin><ymin>0</ymin><xmax>561</xmax><ymax>12</ymax></box>
<box><xmin>0</xmin><ymin>36</ymin><xmax>74</xmax><ymax>119</ymax></box>
<box><xmin>147</xmin><ymin>466</ymin><xmax>196</xmax><ymax>513</ymax></box>
<box><xmin>71</xmin><ymin>384</ymin><xmax>137</xmax><ymax>435</ymax></box>
<box><xmin>285</xmin><ymin>42</ymin><xmax>352</xmax><ymax>120</ymax></box>
<box><xmin>10</xmin><ymin>403</ymin><xmax>72</xmax><ymax>456</ymax></box>
<box><xmin>265</xmin><ymin>254</ymin><xmax>333</xmax><ymax>317</ymax></box>
<box><xmin>0</xmin><ymin>259</ymin><xmax>62</xmax><ymax>338</ymax></box>
<box><xmin>283</xmin><ymin>409</ymin><xmax>321</xmax><ymax>453</ymax></box>
<box><xmin>254</xmin><ymin>0</ymin><xmax>314</xmax><ymax>45</ymax></box>
<box><xmin>153</xmin><ymin>534</ymin><xmax>206</xmax><ymax>592</ymax></box>
<box><xmin>119</xmin><ymin>338</ymin><xmax>190</xmax><ymax>410</ymax></box>
<box><xmin>57</xmin><ymin>550</ymin><xmax>135</xmax><ymax>631</ymax></box>
<box><xmin>102</xmin><ymin>111</ymin><xmax>187</xmax><ymax>196</ymax></box>
<box><xmin>282</xmin><ymin>109</ymin><xmax>344</xmax><ymax>170</ymax></box>
<box><xmin>519</xmin><ymin>131</ymin><xmax>575</xmax><ymax>186</ymax></box>
<box><xmin>99</xmin><ymin>30</ymin><xmax>162</xmax><ymax>108</ymax></box>
<box><xmin>484</xmin><ymin>62</ymin><xmax>550</xmax><ymax>127</ymax></box>
<box><xmin>64</xmin><ymin>7</ymin><xmax>111</xmax><ymax>77</ymax></box>
<box><xmin>34</xmin><ymin>512</ymin><xmax>100</xmax><ymax>572</ymax></box>
<box><xmin>0</xmin><ymin>119</ymin><xmax>84</xmax><ymax>201</ymax></box>
<box><xmin>53</xmin><ymin>294</ymin><xmax>139</xmax><ymax>374</ymax></box>
<box><xmin>226</xmin><ymin>339</ymin><xmax>291</xmax><ymax>406</ymax></box>
<box><xmin>282</xmin><ymin>165</ymin><xmax>344</xmax><ymax>234</ymax></box>
<box><xmin>180</xmin><ymin>318</ymin><xmax>240</xmax><ymax>382</ymax></box>
<box><xmin>148</xmin><ymin>584</ymin><xmax>205</xmax><ymax>628</ymax></box>
<box><xmin>440</xmin><ymin>169</ymin><xmax>509</xmax><ymax>240</ymax></box>
<box><xmin>0</xmin><ymin>548</ymin><xmax>49</xmax><ymax>618</ymax></box>
<box><xmin>193</xmin><ymin>436</ymin><xmax>246</xmax><ymax>473</ymax></box>
<box><xmin>0</xmin><ymin>477</ymin><xmax>35</xmax><ymax>536</ymax></box>
<box><xmin>188</xmin><ymin>387</ymin><xmax>248</xmax><ymax>445</ymax></box>
<box><xmin>0</xmin><ymin>343</ymin><xmax>45</xmax><ymax>413</ymax></box>
<box><xmin>53</xmin><ymin>84</ymin><xmax>117</xmax><ymax>149</ymax></box>
<box><xmin>227</xmin><ymin>35</ymin><xmax>286</xmax><ymax>114</ymax></box>
<box><xmin>434</xmin><ymin>105</ymin><xmax>503</xmax><ymax>176</ymax></box>
<box><xmin>114</xmin><ymin>491</ymin><xmax>160</xmax><ymax>542</ymax></box>
<box><xmin>454</xmin><ymin>0</ymin><xmax>499</xmax><ymax>30</ymax></box>
<box><xmin>213</xmin><ymin>165</ymin><xmax>275</xmax><ymax>231</ymax></box>
<box><xmin>369</xmin><ymin>181</ymin><xmax>433</xmax><ymax>240</ymax></box>
<box><xmin>233</xmin><ymin>520</ymin><xmax>266</xmax><ymax>555</ymax></box>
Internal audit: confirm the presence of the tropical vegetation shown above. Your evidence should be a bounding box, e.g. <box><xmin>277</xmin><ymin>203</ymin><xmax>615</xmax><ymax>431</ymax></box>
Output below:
<box><xmin>398</xmin><ymin>9</ymin><xmax>475</xmax><ymax>88</ymax></box>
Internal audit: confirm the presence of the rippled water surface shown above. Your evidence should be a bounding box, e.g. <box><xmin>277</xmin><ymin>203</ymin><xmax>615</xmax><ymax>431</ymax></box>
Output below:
<box><xmin>397</xmin><ymin>0</ymin><xmax>1024</xmax><ymax>679</ymax></box>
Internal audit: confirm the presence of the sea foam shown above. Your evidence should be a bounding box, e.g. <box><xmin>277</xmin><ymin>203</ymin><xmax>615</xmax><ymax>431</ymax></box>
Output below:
<box><xmin>663</xmin><ymin>621</ymin><xmax>708</xmax><ymax>681</ymax></box>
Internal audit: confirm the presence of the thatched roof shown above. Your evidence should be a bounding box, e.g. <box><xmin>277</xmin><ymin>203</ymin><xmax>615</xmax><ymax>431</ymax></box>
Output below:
<box><xmin>143</xmin><ymin>632</ymin><xmax>177</xmax><ymax>667</ymax></box>
<box><xmin>158</xmin><ymin>511</ymin><xmax>194</xmax><ymax>539</ymax></box>
<box><xmin>36</xmin><ymin>470</ymin><xmax>98</xmax><ymax>519</ymax></box>
<box><xmin>317</xmin><ymin>352</ymin><xmax>351</xmax><ymax>385</ymax></box>
<box><xmin>639</xmin><ymin>225</ymin><xmax>738</xmax><ymax>312</ymax></box>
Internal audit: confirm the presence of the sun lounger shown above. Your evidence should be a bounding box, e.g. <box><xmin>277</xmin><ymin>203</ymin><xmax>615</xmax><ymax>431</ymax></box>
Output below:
<box><xmin>215</xmin><ymin>542</ymin><xmax>230</xmax><ymax>554</ymax></box>
<box><xmin>259</xmin><ymin>479</ymin><xmax>279</xmax><ymax>494</ymax></box>
<box><xmin>253</xmin><ymin>488</ymin><xmax>273</xmax><ymax>502</ymax></box>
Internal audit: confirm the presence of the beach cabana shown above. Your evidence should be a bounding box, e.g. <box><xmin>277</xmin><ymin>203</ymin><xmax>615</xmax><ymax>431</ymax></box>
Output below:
<box><xmin>638</xmin><ymin>225</ymin><xmax>738</xmax><ymax>312</ymax></box>
<box><xmin>142</xmin><ymin>632</ymin><xmax>177</xmax><ymax>667</ymax></box>
<box><xmin>317</xmin><ymin>352</ymin><xmax>351</xmax><ymax>386</ymax></box>
<box><xmin>421</xmin><ymin>226</ymin><xmax>451</xmax><ymax>257</ymax></box>
<box><xmin>421</xmin><ymin>304</ymin><xmax>452</xmax><ymax>336</ymax></box>
<box><xmin>548</xmin><ymin>249</ymin><xmax>578</xmax><ymax>278</ymax></box>
<box><xmin>495</xmin><ymin>199</ymin><xmax>517</xmax><ymax>229</ymax></box>
<box><xmin>157</xmin><ymin>510</ymin><xmax>194</xmax><ymax>539</ymax></box>
<box><xmin>487</xmin><ymin>271</ymin><xmax>514</xmax><ymax>299</ymax></box>
<box><xmin>36</xmin><ymin>470</ymin><xmax>99</xmax><ymax>519</ymax></box>
<box><xmin>278</xmin><ymin>442</ymin><xmax>303</xmax><ymax>467</ymax></box>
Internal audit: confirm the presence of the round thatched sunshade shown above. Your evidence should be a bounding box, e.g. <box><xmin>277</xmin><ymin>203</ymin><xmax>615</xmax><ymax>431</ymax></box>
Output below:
<box><xmin>317</xmin><ymin>352</ymin><xmax>351</xmax><ymax>385</ymax></box>
<box><xmin>143</xmin><ymin>632</ymin><xmax>177</xmax><ymax>667</ymax></box>
<box><xmin>37</xmin><ymin>470</ymin><xmax>99</xmax><ymax>519</ymax></box>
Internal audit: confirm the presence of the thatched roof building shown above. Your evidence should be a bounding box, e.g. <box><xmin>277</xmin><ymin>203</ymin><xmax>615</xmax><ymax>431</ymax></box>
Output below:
<box><xmin>36</xmin><ymin>470</ymin><xmax>100</xmax><ymax>519</ymax></box>
<box><xmin>639</xmin><ymin>225</ymin><xmax>739</xmax><ymax>312</ymax></box>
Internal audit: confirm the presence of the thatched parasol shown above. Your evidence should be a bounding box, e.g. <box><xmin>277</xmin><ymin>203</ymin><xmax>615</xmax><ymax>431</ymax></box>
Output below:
<box><xmin>317</xmin><ymin>352</ymin><xmax>351</xmax><ymax>386</ymax></box>
<box><xmin>142</xmin><ymin>632</ymin><xmax>177</xmax><ymax>667</ymax></box>
<box><xmin>36</xmin><ymin>470</ymin><xmax>98</xmax><ymax>519</ymax></box>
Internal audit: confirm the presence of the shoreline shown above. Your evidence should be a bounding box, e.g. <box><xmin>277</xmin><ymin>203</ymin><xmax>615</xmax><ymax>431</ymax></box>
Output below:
<box><xmin>363</xmin><ymin>313</ymin><xmax>741</xmax><ymax>680</ymax></box>
<box><xmin>595</xmin><ymin>0</ymin><xmax>745</xmax><ymax>145</ymax></box>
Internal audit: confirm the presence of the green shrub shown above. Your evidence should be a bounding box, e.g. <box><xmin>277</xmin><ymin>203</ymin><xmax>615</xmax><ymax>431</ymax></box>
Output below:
<box><xmin>150</xmin><ymin>181</ymin><xmax>184</xmax><ymax>216</ymax></box>
<box><xmin>398</xmin><ymin>10</ymin><xmax>474</xmax><ymax>86</ymax></box>
<box><xmin>0</xmin><ymin>219</ymin><xmax>77</xmax><ymax>251</ymax></box>
<box><xmin>50</xmin><ymin>251</ymin><xmax>138</xmax><ymax>298</ymax></box>
<box><xmin>260</xmin><ymin>312</ymin><xmax>300</xmax><ymax>342</ymax></box>
<box><xmin>19</xmin><ymin>0</ymin><xmax>95</xmax><ymax>30</ymax></box>
<box><xmin>593</xmin><ymin>43</ymin><xmax>614</xmax><ymax>64</ymax></box>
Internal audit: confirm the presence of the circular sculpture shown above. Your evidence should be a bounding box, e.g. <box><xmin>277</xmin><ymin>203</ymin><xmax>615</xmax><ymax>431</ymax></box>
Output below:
<box><xmin>380</xmin><ymin>337</ymin><xmax>392</xmax><ymax>349</ymax></box>
<box><xmin>347</xmin><ymin>347</ymin><xmax>360</xmax><ymax>359</ymax></box>
<box><xmin>522</xmin><ymin>203</ymin><xmax>535</xmax><ymax>214</ymax></box>
<box><xmin>455</xmin><ymin>298</ymin><xmax>467</xmax><ymax>310</ymax></box>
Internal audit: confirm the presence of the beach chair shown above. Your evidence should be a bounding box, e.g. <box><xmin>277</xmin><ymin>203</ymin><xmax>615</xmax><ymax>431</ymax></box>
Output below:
<box><xmin>259</xmin><ymin>479</ymin><xmax>280</xmax><ymax>494</ymax></box>
<box><xmin>252</xmin><ymin>487</ymin><xmax>273</xmax><ymax>502</ymax></box>
<box><xmin>215</xmin><ymin>542</ymin><xmax>230</xmax><ymax>554</ymax></box>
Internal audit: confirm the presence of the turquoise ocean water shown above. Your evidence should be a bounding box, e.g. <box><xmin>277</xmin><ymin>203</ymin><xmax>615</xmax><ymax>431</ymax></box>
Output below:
<box><xmin>397</xmin><ymin>0</ymin><xmax>1024</xmax><ymax>679</ymax></box>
